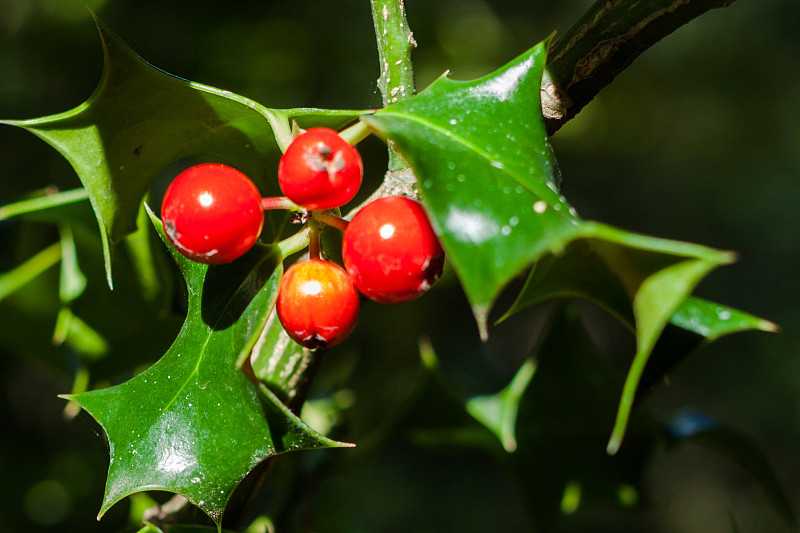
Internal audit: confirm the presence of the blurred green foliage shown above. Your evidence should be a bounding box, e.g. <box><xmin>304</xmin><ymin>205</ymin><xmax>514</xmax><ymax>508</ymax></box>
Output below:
<box><xmin>1</xmin><ymin>0</ymin><xmax>799</xmax><ymax>532</ymax></box>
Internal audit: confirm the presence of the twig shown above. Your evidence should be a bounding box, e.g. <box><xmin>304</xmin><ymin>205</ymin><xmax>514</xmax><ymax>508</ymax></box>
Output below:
<box><xmin>543</xmin><ymin>0</ymin><xmax>739</xmax><ymax>134</ymax></box>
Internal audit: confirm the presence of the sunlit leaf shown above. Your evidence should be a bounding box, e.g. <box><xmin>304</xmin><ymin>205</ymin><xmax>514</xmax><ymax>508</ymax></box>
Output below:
<box><xmin>669</xmin><ymin>296</ymin><xmax>778</xmax><ymax>341</ymax></box>
<box><xmin>1</xmin><ymin>15</ymin><xmax>363</xmax><ymax>284</ymax></box>
<box><xmin>636</xmin><ymin>297</ymin><xmax>778</xmax><ymax>397</ymax></box>
<box><xmin>64</xmin><ymin>210</ymin><xmax>350</xmax><ymax>526</ymax></box>
<box><xmin>364</xmin><ymin>39</ymin><xmax>573</xmax><ymax>336</ymax></box>
<box><xmin>364</xmin><ymin>37</ymin><xmax>748</xmax><ymax>451</ymax></box>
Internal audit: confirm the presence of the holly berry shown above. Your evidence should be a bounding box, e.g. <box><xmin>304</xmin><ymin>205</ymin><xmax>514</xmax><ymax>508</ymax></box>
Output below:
<box><xmin>161</xmin><ymin>163</ymin><xmax>263</xmax><ymax>265</ymax></box>
<box><xmin>278</xmin><ymin>127</ymin><xmax>363</xmax><ymax>210</ymax></box>
<box><xmin>276</xmin><ymin>259</ymin><xmax>360</xmax><ymax>349</ymax></box>
<box><xmin>342</xmin><ymin>196</ymin><xmax>445</xmax><ymax>304</ymax></box>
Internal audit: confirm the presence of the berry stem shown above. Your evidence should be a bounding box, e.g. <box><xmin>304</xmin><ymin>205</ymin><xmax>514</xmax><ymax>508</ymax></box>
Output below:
<box><xmin>338</xmin><ymin>120</ymin><xmax>373</xmax><ymax>146</ymax></box>
<box><xmin>276</xmin><ymin>227</ymin><xmax>311</xmax><ymax>259</ymax></box>
<box><xmin>308</xmin><ymin>219</ymin><xmax>322</xmax><ymax>260</ymax></box>
<box><xmin>261</xmin><ymin>109</ymin><xmax>295</xmax><ymax>153</ymax></box>
<box><xmin>313</xmin><ymin>210</ymin><xmax>348</xmax><ymax>231</ymax></box>
<box><xmin>260</xmin><ymin>196</ymin><xmax>302</xmax><ymax>212</ymax></box>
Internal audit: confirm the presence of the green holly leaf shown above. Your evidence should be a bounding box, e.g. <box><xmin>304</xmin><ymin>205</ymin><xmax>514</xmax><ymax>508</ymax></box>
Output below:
<box><xmin>362</xmin><ymin>39</ymin><xmax>754</xmax><ymax>451</ymax></box>
<box><xmin>1</xmin><ymin>15</ymin><xmax>363</xmax><ymax>285</ymax></box>
<box><xmin>636</xmin><ymin>297</ymin><xmax>778</xmax><ymax>398</ymax></box>
<box><xmin>364</xmin><ymin>38</ymin><xmax>570</xmax><ymax>336</ymax></box>
<box><xmin>418</xmin><ymin>338</ymin><xmax>536</xmax><ymax>453</ymax></box>
<box><xmin>64</xmin><ymin>210</ymin><xmax>350</xmax><ymax>526</ymax></box>
<box><xmin>509</xmin><ymin>305</ymin><xmax>655</xmax><ymax>531</ymax></box>
<box><xmin>669</xmin><ymin>296</ymin><xmax>778</xmax><ymax>341</ymax></box>
<box><xmin>498</xmin><ymin>228</ymin><xmax>776</xmax><ymax>452</ymax></box>
<box><xmin>464</xmin><ymin>358</ymin><xmax>536</xmax><ymax>453</ymax></box>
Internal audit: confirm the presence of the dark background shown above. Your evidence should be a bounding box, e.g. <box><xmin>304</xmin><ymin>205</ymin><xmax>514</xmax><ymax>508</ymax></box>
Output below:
<box><xmin>1</xmin><ymin>0</ymin><xmax>798</xmax><ymax>531</ymax></box>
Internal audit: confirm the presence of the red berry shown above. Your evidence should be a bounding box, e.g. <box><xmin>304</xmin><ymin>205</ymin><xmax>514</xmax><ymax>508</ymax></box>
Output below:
<box><xmin>342</xmin><ymin>196</ymin><xmax>445</xmax><ymax>304</ymax></box>
<box><xmin>161</xmin><ymin>163</ymin><xmax>263</xmax><ymax>264</ymax></box>
<box><xmin>276</xmin><ymin>259</ymin><xmax>360</xmax><ymax>349</ymax></box>
<box><xmin>277</xmin><ymin>127</ymin><xmax>363</xmax><ymax>210</ymax></box>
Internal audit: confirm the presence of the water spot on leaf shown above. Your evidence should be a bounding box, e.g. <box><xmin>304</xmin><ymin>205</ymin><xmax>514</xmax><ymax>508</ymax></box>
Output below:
<box><xmin>445</xmin><ymin>207</ymin><xmax>499</xmax><ymax>244</ymax></box>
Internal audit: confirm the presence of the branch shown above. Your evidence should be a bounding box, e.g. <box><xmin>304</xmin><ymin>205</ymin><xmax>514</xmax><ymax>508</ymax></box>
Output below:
<box><xmin>370</xmin><ymin>0</ymin><xmax>416</xmax><ymax>171</ymax></box>
<box><xmin>542</xmin><ymin>0</ymin><xmax>738</xmax><ymax>134</ymax></box>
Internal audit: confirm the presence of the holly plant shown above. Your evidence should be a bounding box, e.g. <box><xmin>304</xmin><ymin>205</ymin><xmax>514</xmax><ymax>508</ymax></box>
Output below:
<box><xmin>0</xmin><ymin>1</ymin><xmax>792</xmax><ymax>532</ymax></box>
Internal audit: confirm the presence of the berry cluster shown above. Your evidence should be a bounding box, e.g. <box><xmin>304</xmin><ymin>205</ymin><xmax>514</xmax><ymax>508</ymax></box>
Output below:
<box><xmin>160</xmin><ymin>127</ymin><xmax>444</xmax><ymax>349</ymax></box>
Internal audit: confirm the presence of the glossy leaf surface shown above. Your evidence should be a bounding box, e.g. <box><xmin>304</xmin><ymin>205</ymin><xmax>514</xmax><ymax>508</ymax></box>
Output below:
<box><xmin>65</xmin><ymin>212</ymin><xmax>347</xmax><ymax>525</ymax></box>
<box><xmin>636</xmin><ymin>297</ymin><xmax>778</xmax><ymax>397</ymax></box>
<box><xmin>364</xmin><ymin>40</ymin><xmax>574</xmax><ymax>334</ymax></box>
<box><xmin>669</xmin><ymin>296</ymin><xmax>778</xmax><ymax>341</ymax></box>
<box><xmin>364</xmin><ymin>39</ymin><xmax>758</xmax><ymax>450</ymax></box>
<box><xmin>1</xmin><ymin>16</ymin><xmax>362</xmax><ymax>283</ymax></box>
